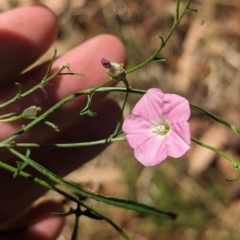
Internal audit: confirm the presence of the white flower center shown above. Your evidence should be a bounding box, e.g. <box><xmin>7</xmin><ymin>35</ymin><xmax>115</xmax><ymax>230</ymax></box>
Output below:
<box><xmin>153</xmin><ymin>121</ymin><xmax>170</xmax><ymax>136</ymax></box>
<box><xmin>157</xmin><ymin>124</ymin><xmax>166</xmax><ymax>132</ymax></box>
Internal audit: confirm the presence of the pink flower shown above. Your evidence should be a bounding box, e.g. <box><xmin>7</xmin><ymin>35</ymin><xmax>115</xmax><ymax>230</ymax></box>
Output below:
<box><xmin>122</xmin><ymin>88</ymin><xmax>191</xmax><ymax>166</ymax></box>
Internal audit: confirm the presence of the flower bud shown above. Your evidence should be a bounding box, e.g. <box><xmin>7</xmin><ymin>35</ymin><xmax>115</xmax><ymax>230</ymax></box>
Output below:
<box><xmin>22</xmin><ymin>106</ymin><xmax>42</xmax><ymax>119</ymax></box>
<box><xmin>101</xmin><ymin>58</ymin><xmax>126</xmax><ymax>81</ymax></box>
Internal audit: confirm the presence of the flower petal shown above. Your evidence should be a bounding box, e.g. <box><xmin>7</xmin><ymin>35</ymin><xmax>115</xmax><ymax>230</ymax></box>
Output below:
<box><xmin>171</xmin><ymin>122</ymin><xmax>191</xmax><ymax>145</ymax></box>
<box><xmin>131</xmin><ymin>88</ymin><xmax>165</xmax><ymax>124</ymax></box>
<box><xmin>163</xmin><ymin>94</ymin><xmax>190</xmax><ymax>123</ymax></box>
<box><xmin>126</xmin><ymin>132</ymin><xmax>155</xmax><ymax>149</ymax></box>
<box><xmin>165</xmin><ymin>129</ymin><xmax>191</xmax><ymax>158</ymax></box>
<box><xmin>122</xmin><ymin>114</ymin><xmax>153</xmax><ymax>135</ymax></box>
<box><xmin>133</xmin><ymin>135</ymin><xmax>168</xmax><ymax>166</ymax></box>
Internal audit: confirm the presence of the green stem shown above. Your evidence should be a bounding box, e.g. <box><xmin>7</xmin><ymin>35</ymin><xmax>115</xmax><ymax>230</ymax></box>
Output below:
<box><xmin>190</xmin><ymin>104</ymin><xmax>240</xmax><ymax>133</ymax></box>
<box><xmin>191</xmin><ymin>138</ymin><xmax>240</xmax><ymax>167</ymax></box>
<box><xmin>20</xmin><ymin>64</ymin><xmax>70</xmax><ymax>98</ymax></box>
<box><xmin>0</xmin><ymin>65</ymin><xmax>71</xmax><ymax>109</ymax></box>
<box><xmin>42</xmin><ymin>48</ymin><xmax>57</xmax><ymax>80</ymax></box>
<box><xmin>126</xmin><ymin>0</ymin><xmax>192</xmax><ymax>74</ymax></box>
<box><xmin>176</xmin><ymin>0</ymin><xmax>181</xmax><ymax>20</ymax></box>
<box><xmin>0</xmin><ymin>83</ymin><xmax>22</xmax><ymax>108</ymax></box>
<box><xmin>191</xmin><ymin>138</ymin><xmax>240</xmax><ymax>180</ymax></box>
<box><xmin>110</xmin><ymin>77</ymin><xmax>130</xmax><ymax>138</ymax></box>
<box><xmin>1</xmin><ymin>80</ymin><xmax>112</xmax><ymax>145</ymax></box>
<box><xmin>71</xmin><ymin>212</ymin><xmax>79</xmax><ymax>240</ymax></box>
<box><xmin>0</xmin><ymin>137</ymin><xmax>126</xmax><ymax>148</ymax></box>
<box><xmin>0</xmin><ymin>114</ymin><xmax>22</xmax><ymax>122</ymax></box>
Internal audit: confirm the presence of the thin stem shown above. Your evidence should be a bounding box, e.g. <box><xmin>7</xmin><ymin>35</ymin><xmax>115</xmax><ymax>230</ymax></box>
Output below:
<box><xmin>1</xmin><ymin>79</ymin><xmax>112</xmax><ymax>145</ymax></box>
<box><xmin>176</xmin><ymin>0</ymin><xmax>181</xmax><ymax>20</ymax></box>
<box><xmin>0</xmin><ymin>137</ymin><xmax>126</xmax><ymax>148</ymax></box>
<box><xmin>0</xmin><ymin>114</ymin><xmax>22</xmax><ymax>122</ymax></box>
<box><xmin>190</xmin><ymin>104</ymin><xmax>240</xmax><ymax>133</ymax></box>
<box><xmin>20</xmin><ymin>64</ymin><xmax>69</xmax><ymax>98</ymax></box>
<box><xmin>191</xmin><ymin>138</ymin><xmax>240</xmax><ymax>167</ymax></box>
<box><xmin>191</xmin><ymin>137</ymin><xmax>240</xmax><ymax>180</ymax></box>
<box><xmin>71</xmin><ymin>213</ymin><xmax>79</xmax><ymax>240</ymax></box>
<box><xmin>110</xmin><ymin>77</ymin><xmax>130</xmax><ymax>138</ymax></box>
<box><xmin>0</xmin><ymin>83</ymin><xmax>22</xmax><ymax>108</ymax></box>
<box><xmin>126</xmin><ymin>0</ymin><xmax>192</xmax><ymax>74</ymax></box>
<box><xmin>43</xmin><ymin>48</ymin><xmax>57</xmax><ymax>80</ymax></box>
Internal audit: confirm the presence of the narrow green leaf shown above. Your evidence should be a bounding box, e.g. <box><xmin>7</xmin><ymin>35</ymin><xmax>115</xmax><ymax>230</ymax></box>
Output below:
<box><xmin>9</xmin><ymin>148</ymin><xmax>177</xmax><ymax>220</ymax></box>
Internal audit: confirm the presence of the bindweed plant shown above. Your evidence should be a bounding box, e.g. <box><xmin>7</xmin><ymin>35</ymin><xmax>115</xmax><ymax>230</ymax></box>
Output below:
<box><xmin>1</xmin><ymin>0</ymin><xmax>240</xmax><ymax>239</ymax></box>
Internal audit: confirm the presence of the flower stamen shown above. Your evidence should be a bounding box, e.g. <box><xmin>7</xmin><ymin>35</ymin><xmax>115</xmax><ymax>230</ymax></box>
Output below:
<box><xmin>153</xmin><ymin>122</ymin><xmax>170</xmax><ymax>135</ymax></box>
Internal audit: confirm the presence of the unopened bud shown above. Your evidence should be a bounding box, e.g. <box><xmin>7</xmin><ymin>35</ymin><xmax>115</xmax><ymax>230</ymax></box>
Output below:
<box><xmin>22</xmin><ymin>106</ymin><xmax>42</xmax><ymax>119</ymax></box>
<box><xmin>101</xmin><ymin>58</ymin><xmax>126</xmax><ymax>81</ymax></box>
<box><xmin>101</xmin><ymin>58</ymin><xmax>112</xmax><ymax>68</ymax></box>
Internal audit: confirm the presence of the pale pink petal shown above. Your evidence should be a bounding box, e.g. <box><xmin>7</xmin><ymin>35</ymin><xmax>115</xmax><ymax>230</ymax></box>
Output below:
<box><xmin>171</xmin><ymin>122</ymin><xmax>191</xmax><ymax>145</ymax></box>
<box><xmin>122</xmin><ymin>114</ymin><xmax>153</xmax><ymax>135</ymax></box>
<box><xmin>126</xmin><ymin>132</ymin><xmax>154</xmax><ymax>149</ymax></box>
<box><xmin>165</xmin><ymin>130</ymin><xmax>191</xmax><ymax>158</ymax></box>
<box><xmin>131</xmin><ymin>89</ymin><xmax>165</xmax><ymax>124</ymax></box>
<box><xmin>163</xmin><ymin>94</ymin><xmax>190</xmax><ymax>123</ymax></box>
<box><xmin>133</xmin><ymin>135</ymin><xmax>168</xmax><ymax>166</ymax></box>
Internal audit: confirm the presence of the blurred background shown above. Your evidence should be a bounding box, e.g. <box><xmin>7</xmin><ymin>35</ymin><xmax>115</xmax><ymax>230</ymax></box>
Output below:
<box><xmin>2</xmin><ymin>0</ymin><xmax>240</xmax><ymax>239</ymax></box>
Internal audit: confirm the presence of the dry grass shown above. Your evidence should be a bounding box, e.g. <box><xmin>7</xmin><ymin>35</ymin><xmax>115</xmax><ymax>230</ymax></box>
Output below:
<box><xmin>2</xmin><ymin>0</ymin><xmax>240</xmax><ymax>239</ymax></box>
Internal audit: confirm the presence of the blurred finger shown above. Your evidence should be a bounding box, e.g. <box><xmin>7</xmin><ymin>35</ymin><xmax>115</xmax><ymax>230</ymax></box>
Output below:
<box><xmin>0</xmin><ymin>98</ymin><xmax>121</xmax><ymax>223</ymax></box>
<box><xmin>0</xmin><ymin>200</ymin><xmax>65</xmax><ymax>240</ymax></box>
<box><xmin>0</xmin><ymin>5</ymin><xmax>58</xmax><ymax>82</ymax></box>
<box><xmin>0</xmin><ymin>34</ymin><xmax>126</xmax><ymax>143</ymax></box>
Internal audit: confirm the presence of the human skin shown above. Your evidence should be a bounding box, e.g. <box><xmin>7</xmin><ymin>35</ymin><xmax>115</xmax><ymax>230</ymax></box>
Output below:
<box><xmin>0</xmin><ymin>5</ymin><xmax>127</xmax><ymax>240</ymax></box>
